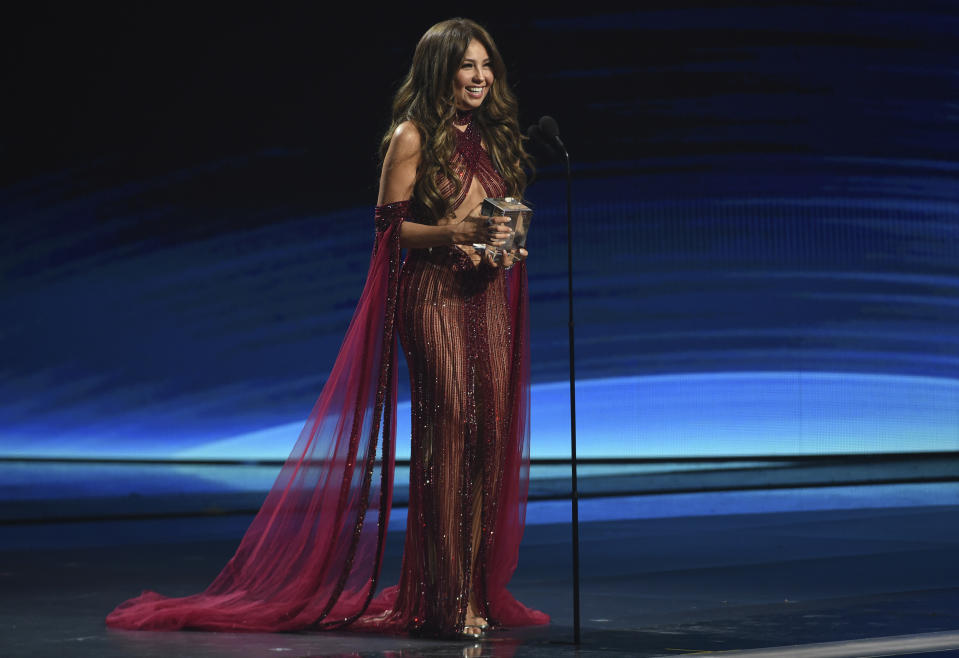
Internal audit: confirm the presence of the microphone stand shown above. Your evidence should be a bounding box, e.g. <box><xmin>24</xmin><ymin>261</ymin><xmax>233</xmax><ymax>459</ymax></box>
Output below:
<box><xmin>563</xmin><ymin>143</ymin><xmax>581</xmax><ymax>646</ymax></box>
<box><xmin>530</xmin><ymin>118</ymin><xmax>580</xmax><ymax>645</ymax></box>
<box><xmin>553</xmin><ymin>136</ymin><xmax>580</xmax><ymax>646</ymax></box>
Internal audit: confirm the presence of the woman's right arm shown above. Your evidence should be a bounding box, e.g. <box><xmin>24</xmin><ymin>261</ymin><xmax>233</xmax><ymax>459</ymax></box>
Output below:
<box><xmin>377</xmin><ymin>122</ymin><xmax>507</xmax><ymax>249</ymax></box>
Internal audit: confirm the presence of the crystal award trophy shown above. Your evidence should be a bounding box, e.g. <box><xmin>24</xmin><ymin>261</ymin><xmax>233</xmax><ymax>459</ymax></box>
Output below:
<box><xmin>473</xmin><ymin>196</ymin><xmax>532</xmax><ymax>261</ymax></box>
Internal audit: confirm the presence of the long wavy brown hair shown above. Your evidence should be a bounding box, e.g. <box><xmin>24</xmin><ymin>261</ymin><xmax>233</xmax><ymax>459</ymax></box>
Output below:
<box><xmin>379</xmin><ymin>18</ymin><xmax>532</xmax><ymax>223</ymax></box>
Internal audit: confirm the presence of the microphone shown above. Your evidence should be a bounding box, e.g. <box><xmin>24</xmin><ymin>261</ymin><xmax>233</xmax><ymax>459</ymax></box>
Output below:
<box><xmin>526</xmin><ymin>119</ymin><xmax>562</xmax><ymax>159</ymax></box>
<box><xmin>538</xmin><ymin>115</ymin><xmax>566</xmax><ymax>153</ymax></box>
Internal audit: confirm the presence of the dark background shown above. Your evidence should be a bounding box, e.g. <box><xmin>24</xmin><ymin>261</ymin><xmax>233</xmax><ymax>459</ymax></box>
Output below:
<box><xmin>3</xmin><ymin>2</ymin><xmax>959</xmax><ymax>461</ymax></box>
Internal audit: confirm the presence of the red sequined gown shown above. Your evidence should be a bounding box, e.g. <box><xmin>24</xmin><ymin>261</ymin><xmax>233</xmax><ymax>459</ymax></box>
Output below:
<box><xmin>104</xmin><ymin>116</ymin><xmax>548</xmax><ymax>637</ymax></box>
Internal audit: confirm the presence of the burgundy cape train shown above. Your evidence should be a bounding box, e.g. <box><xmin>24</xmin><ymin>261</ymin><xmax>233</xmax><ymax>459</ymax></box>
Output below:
<box><xmin>105</xmin><ymin>198</ymin><xmax>548</xmax><ymax>636</ymax></box>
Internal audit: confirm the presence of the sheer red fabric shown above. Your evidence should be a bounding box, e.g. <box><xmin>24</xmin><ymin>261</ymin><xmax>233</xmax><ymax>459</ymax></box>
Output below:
<box><xmin>105</xmin><ymin>118</ymin><xmax>547</xmax><ymax>637</ymax></box>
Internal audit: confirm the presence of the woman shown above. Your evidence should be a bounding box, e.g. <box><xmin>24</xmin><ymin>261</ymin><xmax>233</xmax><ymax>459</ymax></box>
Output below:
<box><xmin>105</xmin><ymin>18</ymin><xmax>547</xmax><ymax>640</ymax></box>
<box><xmin>358</xmin><ymin>17</ymin><xmax>544</xmax><ymax>639</ymax></box>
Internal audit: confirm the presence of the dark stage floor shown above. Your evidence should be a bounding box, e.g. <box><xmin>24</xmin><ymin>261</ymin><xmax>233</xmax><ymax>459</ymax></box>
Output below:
<box><xmin>3</xmin><ymin>492</ymin><xmax>959</xmax><ymax>657</ymax></box>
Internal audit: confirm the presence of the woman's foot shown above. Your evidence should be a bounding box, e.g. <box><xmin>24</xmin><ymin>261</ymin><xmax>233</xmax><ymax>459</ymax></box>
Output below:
<box><xmin>465</xmin><ymin>603</ymin><xmax>489</xmax><ymax>631</ymax></box>
<box><xmin>459</xmin><ymin>623</ymin><xmax>486</xmax><ymax>639</ymax></box>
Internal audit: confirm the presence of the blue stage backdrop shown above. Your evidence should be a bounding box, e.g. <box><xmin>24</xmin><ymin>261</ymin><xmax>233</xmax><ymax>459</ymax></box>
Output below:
<box><xmin>2</xmin><ymin>5</ymin><xmax>958</xmax><ymax>461</ymax></box>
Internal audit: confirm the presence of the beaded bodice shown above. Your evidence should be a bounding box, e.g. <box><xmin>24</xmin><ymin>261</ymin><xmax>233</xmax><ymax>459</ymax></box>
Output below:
<box><xmin>441</xmin><ymin>114</ymin><xmax>508</xmax><ymax>212</ymax></box>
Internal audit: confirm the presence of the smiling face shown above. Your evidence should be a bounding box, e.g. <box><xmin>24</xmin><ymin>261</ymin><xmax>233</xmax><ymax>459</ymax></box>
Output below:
<box><xmin>453</xmin><ymin>39</ymin><xmax>494</xmax><ymax>111</ymax></box>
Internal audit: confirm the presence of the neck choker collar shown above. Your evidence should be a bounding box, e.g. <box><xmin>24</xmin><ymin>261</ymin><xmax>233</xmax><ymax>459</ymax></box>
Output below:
<box><xmin>453</xmin><ymin>109</ymin><xmax>473</xmax><ymax>126</ymax></box>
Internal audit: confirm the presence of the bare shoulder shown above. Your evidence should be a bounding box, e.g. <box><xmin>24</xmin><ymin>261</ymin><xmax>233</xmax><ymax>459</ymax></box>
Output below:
<box><xmin>378</xmin><ymin>121</ymin><xmax>422</xmax><ymax>205</ymax></box>
<box><xmin>386</xmin><ymin>120</ymin><xmax>422</xmax><ymax>163</ymax></box>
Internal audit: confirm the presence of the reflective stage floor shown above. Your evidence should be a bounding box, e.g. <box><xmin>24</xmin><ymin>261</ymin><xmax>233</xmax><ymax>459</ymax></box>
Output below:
<box><xmin>2</xmin><ymin>482</ymin><xmax>959</xmax><ymax>657</ymax></box>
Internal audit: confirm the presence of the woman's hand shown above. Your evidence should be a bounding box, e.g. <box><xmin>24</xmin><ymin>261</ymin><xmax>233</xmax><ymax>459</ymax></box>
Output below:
<box><xmin>498</xmin><ymin>247</ymin><xmax>528</xmax><ymax>269</ymax></box>
<box><xmin>452</xmin><ymin>215</ymin><xmax>512</xmax><ymax>246</ymax></box>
